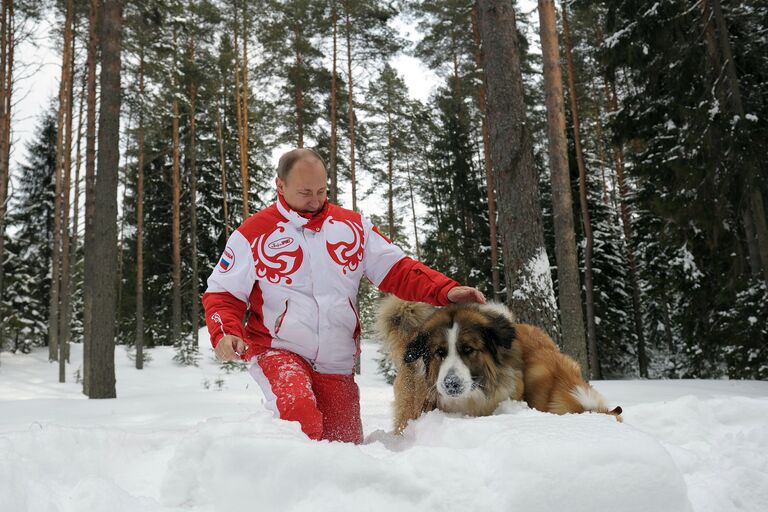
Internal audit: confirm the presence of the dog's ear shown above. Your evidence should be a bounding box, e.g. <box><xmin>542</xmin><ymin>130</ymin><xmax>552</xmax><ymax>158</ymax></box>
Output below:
<box><xmin>479</xmin><ymin>314</ymin><xmax>516</xmax><ymax>357</ymax></box>
<box><xmin>404</xmin><ymin>332</ymin><xmax>430</xmax><ymax>364</ymax></box>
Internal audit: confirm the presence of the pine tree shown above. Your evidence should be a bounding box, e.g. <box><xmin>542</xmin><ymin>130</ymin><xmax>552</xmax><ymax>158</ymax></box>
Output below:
<box><xmin>258</xmin><ymin>0</ymin><xmax>330</xmax><ymax>149</ymax></box>
<box><xmin>364</xmin><ymin>64</ymin><xmax>421</xmax><ymax>243</ymax></box>
<box><xmin>2</xmin><ymin>109</ymin><xmax>58</xmax><ymax>350</ymax></box>
<box><xmin>537</xmin><ymin>0</ymin><xmax>588</xmax><ymax>371</ymax></box>
<box><xmin>561</xmin><ymin>0</ymin><xmax>598</xmax><ymax>377</ymax></box>
<box><xmin>598</xmin><ymin>0</ymin><xmax>768</xmax><ymax>378</ymax></box>
<box><xmin>84</xmin><ymin>0</ymin><xmax>123</xmax><ymax>399</ymax></box>
<box><xmin>476</xmin><ymin>0</ymin><xmax>559</xmax><ymax>336</ymax></box>
<box><xmin>419</xmin><ymin>84</ymin><xmax>492</xmax><ymax>292</ymax></box>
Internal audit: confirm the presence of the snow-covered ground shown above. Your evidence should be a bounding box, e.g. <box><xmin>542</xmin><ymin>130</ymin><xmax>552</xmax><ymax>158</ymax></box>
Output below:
<box><xmin>1</xmin><ymin>332</ymin><xmax>766</xmax><ymax>512</ymax></box>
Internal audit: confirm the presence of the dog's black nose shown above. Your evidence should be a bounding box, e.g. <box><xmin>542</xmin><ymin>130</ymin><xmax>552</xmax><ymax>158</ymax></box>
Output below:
<box><xmin>443</xmin><ymin>371</ymin><xmax>464</xmax><ymax>396</ymax></box>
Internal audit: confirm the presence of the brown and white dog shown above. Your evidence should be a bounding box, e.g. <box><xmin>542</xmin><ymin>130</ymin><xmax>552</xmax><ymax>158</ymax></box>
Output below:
<box><xmin>375</xmin><ymin>296</ymin><xmax>622</xmax><ymax>433</ymax></box>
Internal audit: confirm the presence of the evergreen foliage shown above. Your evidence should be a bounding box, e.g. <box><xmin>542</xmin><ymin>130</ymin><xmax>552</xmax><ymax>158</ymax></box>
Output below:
<box><xmin>597</xmin><ymin>0</ymin><xmax>768</xmax><ymax>378</ymax></box>
<box><xmin>4</xmin><ymin>0</ymin><xmax>767</xmax><ymax>383</ymax></box>
<box><xmin>2</xmin><ymin>110</ymin><xmax>58</xmax><ymax>349</ymax></box>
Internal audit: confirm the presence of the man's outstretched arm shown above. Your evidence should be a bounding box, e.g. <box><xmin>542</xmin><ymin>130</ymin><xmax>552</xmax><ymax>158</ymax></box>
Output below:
<box><xmin>363</xmin><ymin>222</ymin><xmax>485</xmax><ymax>306</ymax></box>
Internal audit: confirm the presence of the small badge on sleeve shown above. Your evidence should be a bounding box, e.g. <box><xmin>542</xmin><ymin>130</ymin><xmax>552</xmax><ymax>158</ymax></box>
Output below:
<box><xmin>218</xmin><ymin>246</ymin><xmax>235</xmax><ymax>273</ymax></box>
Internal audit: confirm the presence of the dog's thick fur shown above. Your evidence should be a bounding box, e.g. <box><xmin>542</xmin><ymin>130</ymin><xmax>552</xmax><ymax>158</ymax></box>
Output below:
<box><xmin>376</xmin><ymin>296</ymin><xmax>622</xmax><ymax>433</ymax></box>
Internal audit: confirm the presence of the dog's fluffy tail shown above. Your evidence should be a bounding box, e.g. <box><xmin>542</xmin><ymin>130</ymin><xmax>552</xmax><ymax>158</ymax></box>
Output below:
<box><xmin>375</xmin><ymin>295</ymin><xmax>435</xmax><ymax>369</ymax></box>
<box><xmin>569</xmin><ymin>385</ymin><xmax>624</xmax><ymax>422</ymax></box>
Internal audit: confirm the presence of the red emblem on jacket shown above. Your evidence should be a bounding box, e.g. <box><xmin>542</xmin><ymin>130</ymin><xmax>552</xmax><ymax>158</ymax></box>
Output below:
<box><xmin>254</xmin><ymin>226</ymin><xmax>303</xmax><ymax>284</ymax></box>
<box><xmin>326</xmin><ymin>217</ymin><xmax>365</xmax><ymax>274</ymax></box>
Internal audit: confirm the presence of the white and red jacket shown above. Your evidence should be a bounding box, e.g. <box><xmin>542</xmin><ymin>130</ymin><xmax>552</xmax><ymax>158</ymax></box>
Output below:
<box><xmin>202</xmin><ymin>195</ymin><xmax>459</xmax><ymax>374</ymax></box>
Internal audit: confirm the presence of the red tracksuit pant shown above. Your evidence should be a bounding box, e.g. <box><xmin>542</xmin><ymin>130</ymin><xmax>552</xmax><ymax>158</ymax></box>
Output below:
<box><xmin>248</xmin><ymin>347</ymin><xmax>363</xmax><ymax>444</ymax></box>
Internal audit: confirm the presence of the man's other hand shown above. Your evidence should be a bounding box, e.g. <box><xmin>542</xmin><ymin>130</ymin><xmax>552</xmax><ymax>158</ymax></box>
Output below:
<box><xmin>447</xmin><ymin>286</ymin><xmax>486</xmax><ymax>304</ymax></box>
<box><xmin>214</xmin><ymin>335</ymin><xmax>246</xmax><ymax>361</ymax></box>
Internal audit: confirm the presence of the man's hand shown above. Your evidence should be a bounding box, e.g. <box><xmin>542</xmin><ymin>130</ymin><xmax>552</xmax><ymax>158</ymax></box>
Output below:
<box><xmin>214</xmin><ymin>335</ymin><xmax>246</xmax><ymax>361</ymax></box>
<box><xmin>447</xmin><ymin>286</ymin><xmax>486</xmax><ymax>304</ymax></box>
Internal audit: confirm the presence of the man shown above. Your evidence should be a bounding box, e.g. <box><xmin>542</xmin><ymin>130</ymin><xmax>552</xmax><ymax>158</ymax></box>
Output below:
<box><xmin>202</xmin><ymin>148</ymin><xmax>485</xmax><ymax>444</ymax></box>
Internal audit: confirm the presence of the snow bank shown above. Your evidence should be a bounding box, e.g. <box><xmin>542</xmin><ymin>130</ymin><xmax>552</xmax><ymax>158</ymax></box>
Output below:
<box><xmin>2</xmin><ymin>337</ymin><xmax>767</xmax><ymax>511</ymax></box>
<box><xmin>161</xmin><ymin>403</ymin><xmax>691</xmax><ymax>512</ymax></box>
<box><xmin>0</xmin><ymin>403</ymin><xmax>689</xmax><ymax>512</ymax></box>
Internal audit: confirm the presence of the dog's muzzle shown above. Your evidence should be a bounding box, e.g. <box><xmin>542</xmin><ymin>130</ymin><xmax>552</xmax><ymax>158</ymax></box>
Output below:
<box><xmin>442</xmin><ymin>370</ymin><xmax>464</xmax><ymax>396</ymax></box>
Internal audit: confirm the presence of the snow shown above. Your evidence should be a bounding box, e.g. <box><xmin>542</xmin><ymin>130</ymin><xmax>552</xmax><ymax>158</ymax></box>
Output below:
<box><xmin>1</xmin><ymin>332</ymin><xmax>767</xmax><ymax>512</ymax></box>
<box><xmin>672</xmin><ymin>243</ymin><xmax>704</xmax><ymax>285</ymax></box>
<box><xmin>709</xmin><ymin>99</ymin><xmax>720</xmax><ymax>120</ymax></box>
<box><xmin>510</xmin><ymin>247</ymin><xmax>557</xmax><ymax>316</ymax></box>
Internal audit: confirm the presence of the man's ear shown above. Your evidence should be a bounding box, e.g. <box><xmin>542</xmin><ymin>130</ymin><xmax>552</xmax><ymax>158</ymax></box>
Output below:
<box><xmin>404</xmin><ymin>332</ymin><xmax>430</xmax><ymax>364</ymax></box>
<box><xmin>275</xmin><ymin>176</ymin><xmax>284</xmax><ymax>195</ymax></box>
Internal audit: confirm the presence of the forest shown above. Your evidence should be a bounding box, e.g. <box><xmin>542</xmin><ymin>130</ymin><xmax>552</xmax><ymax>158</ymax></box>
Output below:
<box><xmin>0</xmin><ymin>0</ymin><xmax>766</xmax><ymax>398</ymax></box>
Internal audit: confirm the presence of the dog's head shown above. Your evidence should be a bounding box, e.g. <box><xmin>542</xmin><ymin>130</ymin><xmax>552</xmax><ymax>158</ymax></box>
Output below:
<box><xmin>403</xmin><ymin>303</ymin><xmax>517</xmax><ymax>402</ymax></box>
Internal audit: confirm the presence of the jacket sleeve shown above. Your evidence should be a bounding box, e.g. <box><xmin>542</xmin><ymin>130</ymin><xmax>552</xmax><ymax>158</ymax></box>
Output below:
<box><xmin>362</xmin><ymin>218</ymin><xmax>459</xmax><ymax>307</ymax></box>
<box><xmin>201</xmin><ymin>229</ymin><xmax>256</xmax><ymax>348</ymax></box>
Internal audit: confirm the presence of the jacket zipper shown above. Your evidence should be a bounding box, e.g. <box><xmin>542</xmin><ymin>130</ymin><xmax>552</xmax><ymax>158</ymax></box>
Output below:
<box><xmin>348</xmin><ymin>298</ymin><xmax>361</xmax><ymax>343</ymax></box>
<box><xmin>274</xmin><ymin>299</ymin><xmax>289</xmax><ymax>335</ymax></box>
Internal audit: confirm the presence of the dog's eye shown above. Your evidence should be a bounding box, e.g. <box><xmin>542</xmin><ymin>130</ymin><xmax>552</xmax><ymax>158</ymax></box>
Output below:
<box><xmin>461</xmin><ymin>346</ymin><xmax>475</xmax><ymax>355</ymax></box>
<box><xmin>435</xmin><ymin>348</ymin><xmax>447</xmax><ymax>359</ymax></box>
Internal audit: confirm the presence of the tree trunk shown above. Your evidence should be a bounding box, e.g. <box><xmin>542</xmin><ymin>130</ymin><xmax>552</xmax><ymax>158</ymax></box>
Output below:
<box><xmin>82</xmin><ymin>0</ymin><xmax>99</xmax><ymax>396</ymax></box>
<box><xmin>405</xmin><ymin>156</ymin><xmax>420</xmax><ymax>260</ymax></box>
<box><xmin>476</xmin><ymin>0</ymin><xmax>559</xmax><ymax>338</ymax></box>
<box><xmin>171</xmin><ymin>27</ymin><xmax>182</xmax><ymax>350</ymax></box>
<box><xmin>660</xmin><ymin>286</ymin><xmax>675</xmax><ymax>352</ymax></box>
<box><xmin>451</xmin><ymin>32</ymin><xmax>461</xmax><ymax>100</ymax></box>
<box><xmin>188</xmin><ymin>19</ymin><xmax>199</xmax><ymax>352</ymax></box>
<box><xmin>69</xmin><ymin>64</ymin><xmax>86</xmax><ymax>352</ymax></box>
<box><xmin>215</xmin><ymin>100</ymin><xmax>229</xmax><ymax>239</ymax></box>
<box><xmin>292</xmin><ymin>21</ymin><xmax>305</xmax><ymax>148</ymax></box>
<box><xmin>471</xmin><ymin>5</ymin><xmax>500</xmax><ymax>301</ymax></box>
<box><xmin>115</xmin><ymin>115</ymin><xmax>132</xmax><ymax>336</ymax></box>
<box><xmin>0</xmin><ymin>0</ymin><xmax>14</xmax><ymax>346</ymax></box>
<box><xmin>561</xmin><ymin>1</ymin><xmax>599</xmax><ymax>378</ymax></box>
<box><xmin>134</xmin><ymin>48</ymin><xmax>144</xmax><ymax>369</ymax></box>
<box><xmin>741</xmin><ymin>203</ymin><xmax>762</xmax><ymax>278</ymax></box>
<box><xmin>589</xmin><ymin>77</ymin><xmax>611</xmax><ymax>206</ymax></box>
<box><xmin>346</xmin><ymin>1</ymin><xmax>359</xmax><ymax>373</ymax></box>
<box><xmin>51</xmin><ymin>0</ymin><xmax>75</xmax><ymax>363</ymax></box>
<box><xmin>386</xmin><ymin>93</ymin><xmax>395</xmax><ymax>240</ymax></box>
<box><xmin>708</xmin><ymin>0</ymin><xmax>768</xmax><ymax>286</ymax></box>
<box><xmin>750</xmin><ymin>191</ymin><xmax>768</xmax><ymax>285</ymax></box>
<box><xmin>330</xmin><ymin>0</ymin><xmax>338</xmax><ymax>204</ymax></box>
<box><xmin>537</xmin><ymin>0</ymin><xmax>586</xmax><ymax>362</ymax></box>
<box><xmin>0</xmin><ymin>3</ymin><xmax>7</xmax><ymax>331</ymax></box>
<box><xmin>239</xmin><ymin>0</ymin><xmax>249</xmax><ymax>216</ymax></box>
<box><xmin>83</xmin><ymin>0</ymin><xmax>102</xmax><ymax>396</ymax></box>
<box><xmin>605</xmin><ymin>79</ymin><xmax>648</xmax><ymax>377</ymax></box>
<box><xmin>59</xmin><ymin>16</ymin><xmax>77</xmax><ymax>381</ymax></box>
<box><xmin>233</xmin><ymin>3</ymin><xmax>249</xmax><ymax>218</ymax></box>
<box><xmin>344</xmin><ymin>1</ymin><xmax>357</xmax><ymax>211</ymax></box>
<box><xmin>84</xmin><ymin>0</ymin><xmax>122</xmax><ymax>399</ymax></box>
<box><xmin>700</xmin><ymin>0</ymin><xmax>768</xmax><ymax>284</ymax></box>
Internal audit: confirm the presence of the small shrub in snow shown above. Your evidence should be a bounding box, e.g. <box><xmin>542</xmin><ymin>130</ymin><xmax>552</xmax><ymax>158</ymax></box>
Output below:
<box><xmin>218</xmin><ymin>359</ymin><xmax>247</xmax><ymax>374</ymax></box>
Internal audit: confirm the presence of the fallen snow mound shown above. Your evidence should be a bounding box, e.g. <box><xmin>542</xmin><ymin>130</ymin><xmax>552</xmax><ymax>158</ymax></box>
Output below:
<box><xmin>3</xmin><ymin>401</ymin><xmax>690</xmax><ymax>512</ymax></box>
<box><xmin>9</xmin><ymin>336</ymin><xmax>766</xmax><ymax>512</ymax></box>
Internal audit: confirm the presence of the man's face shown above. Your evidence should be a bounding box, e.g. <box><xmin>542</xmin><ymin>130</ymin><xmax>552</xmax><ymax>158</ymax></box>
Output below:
<box><xmin>276</xmin><ymin>158</ymin><xmax>328</xmax><ymax>214</ymax></box>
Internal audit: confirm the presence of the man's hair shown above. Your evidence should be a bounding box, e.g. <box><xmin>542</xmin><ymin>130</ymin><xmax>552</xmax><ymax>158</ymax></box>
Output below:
<box><xmin>277</xmin><ymin>148</ymin><xmax>326</xmax><ymax>180</ymax></box>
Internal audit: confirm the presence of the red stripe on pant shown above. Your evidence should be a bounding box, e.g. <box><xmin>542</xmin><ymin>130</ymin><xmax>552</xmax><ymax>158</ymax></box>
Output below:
<box><xmin>250</xmin><ymin>347</ymin><xmax>363</xmax><ymax>444</ymax></box>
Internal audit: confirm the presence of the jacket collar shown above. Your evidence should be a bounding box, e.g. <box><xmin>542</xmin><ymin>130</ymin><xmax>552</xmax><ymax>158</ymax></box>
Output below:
<box><xmin>276</xmin><ymin>193</ymin><xmax>331</xmax><ymax>231</ymax></box>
